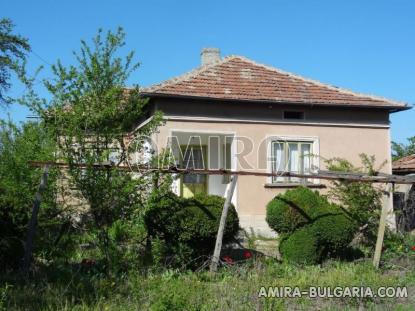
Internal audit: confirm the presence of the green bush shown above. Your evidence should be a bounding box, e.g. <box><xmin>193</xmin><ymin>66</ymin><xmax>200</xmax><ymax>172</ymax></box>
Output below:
<box><xmin>325</xmin><ymin>155</ymin><xmax>384</xmax><ymax>245</ymax></box>
<box><xmin>144</xmin><ymin>192</ymin><xmax>184</xmax><ymax>240</ymax></box>
<box><xmin>313</xmin><ymin>214</ymin><xmax>357</xmax><ymax>256</ymax></box>
<box><xmin>144</xmin><ymin>192</ymin><xmax>239</xmax><ymax>268</ymax></box>
<box><xmin>280</xmin><ymin>225</ymin><xmax>322</xmax><ymax>265</ymax></box>
<box><xmin>266</xmin><ymin>187</ymin><xmax>358</xmax><ymax>264</ymax></box>
<box><xmin>0</xmin><ymin>121</ymin><xmax>73</xmax><ymax>270</ymax></box>
<box><xmin>266</xmin><ymin>186</ymin><xmax>339</xmax><ymax>234</ymax></box>
<box><xmin>280</xmin><ymin>214</ymin><xmax>357</xmax><ymax>265</ymax></box>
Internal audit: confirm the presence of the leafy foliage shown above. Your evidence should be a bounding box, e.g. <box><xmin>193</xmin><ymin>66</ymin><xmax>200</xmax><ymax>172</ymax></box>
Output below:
<box><xmin>279</xmin><ymin>225</ymin><xmax>321</xmax><ymax>265</ymax></box>
<box><xmin>266</xmin><ymin>186</ymin><xmax>341</xmax><ymax>234</ymax></box>
<box><xmin>313</xmin><ymin>214</ymin><xmax>357</xmax><ymax>256</ymax></box>
<box><xmin>144</xmin><ymin>193</ymin><xmax>239</xmax><ymax>268</ymax></box>
<box><xmin>0</xmin><ymin>18</ymin><xmax>30</xmax><ymax>105</ymax></box>
<box><xmin>266</xmin><ymin>187</ymin><xmax>357</xmax><ymax>264</ymax></box>
<box><xmin>36</xmin><ymin>28</ymin><xmax>163</xmax><ymax>273</ymax></box>
<box><xmin>325</xmin><ymin>154</ymin><xmax>384</xmax><ymax>244</ymax></box>
<box><xmin>0</xmin><ymin>120</ymin><xmax>73</xmax><ymax>269</ymax></box>
<box><xmin>392</xmin><ymin>136</ymin><xmax>415</xmax><ymax>161</ymax></box>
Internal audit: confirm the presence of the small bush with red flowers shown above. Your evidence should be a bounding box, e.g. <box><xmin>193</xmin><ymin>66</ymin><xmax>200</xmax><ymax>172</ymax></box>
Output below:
<box><xmin>382</xmin><ymin>232</ymin><xmax>415</xmax><ymax>264</ymax></box>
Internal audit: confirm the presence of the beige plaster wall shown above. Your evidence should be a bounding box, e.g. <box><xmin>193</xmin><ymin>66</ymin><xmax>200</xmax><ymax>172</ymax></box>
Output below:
<box><xmin>152</xmin><ymin>119</ymin><xmax>392</xmax><ymax>236</ymax></box>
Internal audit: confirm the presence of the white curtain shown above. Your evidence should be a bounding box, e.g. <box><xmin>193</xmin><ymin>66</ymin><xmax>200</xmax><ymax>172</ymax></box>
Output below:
<box><xmin>288</xmin><ymin>143</ymin><xmax>299</xmax><ymax>182</ymax></box>
<box><xmin>272</xmin><ymin>141</ymin><xmax>313</xmax><ymax>183</ymax></box>
<box><xmin>273</xmin><ymin>142</ymin><xmax>285</xmax><ymax>182</ymax></box>
<box><xmin>301</xmin><ymin>144</ymin><xmax>311</xmax><ymax>173</ymax></box>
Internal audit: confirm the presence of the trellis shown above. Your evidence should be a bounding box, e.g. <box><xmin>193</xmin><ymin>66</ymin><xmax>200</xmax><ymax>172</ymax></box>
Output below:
<box><xmin>24</xmin><ymin>160</ymin><xmax>415</xmax><ymax>274</ymax></box>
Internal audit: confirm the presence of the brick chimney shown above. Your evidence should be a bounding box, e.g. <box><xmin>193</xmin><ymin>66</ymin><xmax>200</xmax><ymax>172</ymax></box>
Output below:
<box><xmin>201</xmin><ymin>48</ymin><xmax>221</xmax><ymax>66</ymax></box>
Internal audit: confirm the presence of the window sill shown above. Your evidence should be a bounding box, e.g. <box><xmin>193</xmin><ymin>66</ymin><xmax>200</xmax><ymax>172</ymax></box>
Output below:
<box><xmin>264</xmin><ymin>183</ymin><xmax>326</xmax><ymax>189</ymax></box>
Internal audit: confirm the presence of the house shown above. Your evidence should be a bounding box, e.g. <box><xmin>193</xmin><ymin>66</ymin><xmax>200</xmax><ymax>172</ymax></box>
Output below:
<box><xmin>393</xmin><ymin>154</ymin><xmax>415</xmax><ymax>175</ymax></box>
<box><xmin>392</xmin><ymin>155</ymin><xmax>415</xmax><ymax>232</ymax></box>
<box><xmin>138</xmin><ymin>48</ymin><xmax>409</xmax><ymax>236</ymax></box>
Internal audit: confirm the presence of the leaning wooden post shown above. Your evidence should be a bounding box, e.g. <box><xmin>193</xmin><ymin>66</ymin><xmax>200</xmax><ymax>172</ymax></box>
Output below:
<box><xmin>21</xmin><ymin>165</ymin><xmax>50</xmax><ymax>274</ymax></box>
<box><xmin>210</xmin><ymin>175</ymin><xmax>238</xmax><ymax>273</ymax></box>
<box><xmin>373</xmin><ymin>182</ymin><xmax>394</xmax><ymax>268</ymax></box>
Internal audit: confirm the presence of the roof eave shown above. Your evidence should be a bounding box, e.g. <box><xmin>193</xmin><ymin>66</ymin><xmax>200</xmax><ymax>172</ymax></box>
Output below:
<box><xmin>392</xmin><ymin>168</ymin><xmax>415</xmax><ymax>175</ymax></box>
<box><xmin>139</xmin><ymin>92</ymin><xmax>411</xmax><ymax>112</ymax></box>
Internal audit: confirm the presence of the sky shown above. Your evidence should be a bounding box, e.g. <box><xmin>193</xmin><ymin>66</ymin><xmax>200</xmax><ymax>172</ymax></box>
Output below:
<box><xmin>2</xmin><ymin>0</ymin><xmax>415</xmax><ymax>143</ymax></box>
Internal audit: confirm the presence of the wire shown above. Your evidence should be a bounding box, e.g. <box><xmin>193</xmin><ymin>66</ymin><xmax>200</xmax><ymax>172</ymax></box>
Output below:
<box><xmin>31</xmin><ymin>49</ymin><xmax>52</xmax><ymax>66</ymax></box>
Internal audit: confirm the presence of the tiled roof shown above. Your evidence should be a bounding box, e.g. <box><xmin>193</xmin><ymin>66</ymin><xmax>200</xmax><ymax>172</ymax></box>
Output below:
<box><xmin>393</xmin><ymin>155</ymin><xmax>415</xmax><ymax>173</ymax></box>
<box><xmin>141</xmin><ymin>56</ymin><xmax>408</xmax><ymax>110</ymax></box>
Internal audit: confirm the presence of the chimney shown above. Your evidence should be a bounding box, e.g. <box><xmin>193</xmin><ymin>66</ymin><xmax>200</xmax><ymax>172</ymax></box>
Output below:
<box><xmin>200</xmin><ymin>48</ymin><xmax>221</xmax><ymax>66</ymax></box>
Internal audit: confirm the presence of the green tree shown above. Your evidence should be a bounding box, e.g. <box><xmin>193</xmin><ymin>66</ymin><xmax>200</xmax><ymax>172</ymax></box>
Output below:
<box><xmin>0</xmin><ymin>120</ymin><xmax>69</xmax><ymax>269</ymax></box>
<box><xmin>41</xmin><ymin>28</ymin><xmax>163</xmax><ymax>273</ymax></box>
<box><xmin>392</xmin><ymin>136</ymin><xmax>415</xmax><ymax>161</ymax></box>
<box><xmin>0</xmin><ymin>18</ymin><xmax>30</xmax><ymax>105</ymax></box>
<box><xmin>325</xmin><ymin>154</ymin><xmax>384</xmax><ymax>244</ymax></box>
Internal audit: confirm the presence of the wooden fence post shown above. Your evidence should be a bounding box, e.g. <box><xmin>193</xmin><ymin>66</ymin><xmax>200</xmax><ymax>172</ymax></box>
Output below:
<box><xmin>210</xmin><ymin>175</ymin><xmax>238</xmax><ymax>273</ymax></box>
<box><xmin>373</xmin><ymin>182</ymin><xmax>394</xmax><ymax>268</ymax></box>
<box><xmin>21</xmin><ymin>165</ymin><xmax>50</xmax><ymax>274</ymax></box>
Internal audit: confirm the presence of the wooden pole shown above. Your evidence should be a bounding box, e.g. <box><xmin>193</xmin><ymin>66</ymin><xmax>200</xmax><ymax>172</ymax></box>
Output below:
<box><xmin>28</xmin><ymin>161</ymin><xmax>415</xmax><ymax>184</ymax></box>
<box><xmin>210</xmin><ymin>175</ymin><xmax>238</xmax><ymax>273</ymax></box>
<box><xmin>373</xmin><ymin>182</ymin><xmax>394</xmax><ymax>268</ymax></box>
<box><xmin>21</xmin><ymin>165</ymin><xmax>50</xmax><ymax>274</ymax></box>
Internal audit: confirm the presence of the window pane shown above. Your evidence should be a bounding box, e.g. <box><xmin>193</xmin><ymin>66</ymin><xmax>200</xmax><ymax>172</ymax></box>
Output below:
<box><xmin>301</xmin><ymin>144</ymin><xmax>311</xmax><ymax>174</ymax></box>
<box><xmin>288</xmin><ymin>143</ymin><xmax>299</xmax><ymax>182</ymax></box>
<box><xmin>183</xmin><ymin>148</ymin><xmax>206</xmax><ymax>184</ymax></box>
<box><xmin>183</xmin><ymin>148</ymin><xmax>204</xmax><ymax>169</ymax></box>
<box><xmin>288</xmin><ymin>143</ymin><xmax>299</xmax><ymax>171</ymax></box>
<box><xmin>301</xmin><ymin>143</ymin><xmax>311</xmax><ymax>184</ymax></box>
<box><xmin>272</xmin><ymin>142</ymin><xmax>285</xmax><ymax>183</ymax></box>
<box><xmin>283</xmin><ymin>111</ymin><xmax>304</xmax><ymax>120</ymax></box>
<box><xmin>271</xmin><ymin>141</ymin><xmax>314</xmax><ymax>184</ymax></box>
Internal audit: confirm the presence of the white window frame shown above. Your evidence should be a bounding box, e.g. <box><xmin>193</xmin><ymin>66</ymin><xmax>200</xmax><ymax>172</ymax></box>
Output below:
<box><xmin>266</xmin><ymin>135</ymin><xmax>320</xmax><ymax>185</ymax></box>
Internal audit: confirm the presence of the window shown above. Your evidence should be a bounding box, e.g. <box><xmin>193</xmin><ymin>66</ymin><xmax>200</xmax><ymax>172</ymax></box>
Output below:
<box><xmin>181</xmin><ymin>146</ymin><xmax>206</xmax><ymax>184</ymax></box>
<box><xmin>271</xmin><ymin>140</ymin><xmax>313</xmax><ymax>184</ymax></box>
<box><xmin>222</xmin><ymin>143</ymin><xmax>232</xmax><ymax>184</ymax></box>
<box><xmin>283</xmin><ymin>111</ymin><xmax>304</xmax><ymax>120</ymax></box>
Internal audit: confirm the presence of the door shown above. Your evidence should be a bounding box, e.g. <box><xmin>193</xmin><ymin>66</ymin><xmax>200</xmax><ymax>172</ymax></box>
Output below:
<box><xmin>180</xmin><ymin>145</ymin><xmax>208</xmax><ymax>198</ymax></box>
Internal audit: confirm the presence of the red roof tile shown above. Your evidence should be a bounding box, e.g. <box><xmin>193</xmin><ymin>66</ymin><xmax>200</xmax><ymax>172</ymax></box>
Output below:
<box><xmin>142</xmin><ymin>56</ymin><xmax>408</xmax><ymax>111</ymax></box>
<box><xmin>393</xmin><ymin>155</ymin><xmax>415</xmax><ymax>173</ymax></box>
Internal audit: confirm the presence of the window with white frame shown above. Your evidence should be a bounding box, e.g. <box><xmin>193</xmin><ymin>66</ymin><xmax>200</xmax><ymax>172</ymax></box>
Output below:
<box><xmin>271</xmin><ymin>140</ymin><xmax>314</xmax><ymax>183</ymax></box>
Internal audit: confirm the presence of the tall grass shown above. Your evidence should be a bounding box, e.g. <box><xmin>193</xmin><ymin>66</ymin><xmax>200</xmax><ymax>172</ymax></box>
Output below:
<box><xmin>1</xmin><ymin>258</ymin><xmax>414</xmax><ymax>310</ymax></box>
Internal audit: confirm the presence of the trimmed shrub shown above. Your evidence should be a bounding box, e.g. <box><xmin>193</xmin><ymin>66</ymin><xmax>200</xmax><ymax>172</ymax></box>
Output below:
<box><xmin>280</xmin><ymin>214</ymin><xmax>357</xmax><ymax>265</ymax></box>
<box><xmin>176</xmin><ymin>194</ymin><xmax>239</xmax><ymax>245</ymax></box>
<box><xmin>313</xmin><ymin>214</ymin><xmax>357</xmax><ymax>256</ymax></box>
<box><xmin>144</xmin><ymin>191</ymin><xmax>184</xmax><ymax>240</ymax></box>
<box><xmin>279</xmin><ymin>225</ymin><xmax>322</xmax><ymax>265</ymax></box>
<box><xmin>144</xmin><ymin>192</ymin><xmax>239</xmax><ymax>267</ymax></box>
<box><xmin>267</xmin><ymin>187</ymin><xmax>359</xmax><ymax>264</ymax></box>
<box><xmin>266</xmin><ymin>186</ymin><xmax>339</xmax><ymax>234</ymax></box>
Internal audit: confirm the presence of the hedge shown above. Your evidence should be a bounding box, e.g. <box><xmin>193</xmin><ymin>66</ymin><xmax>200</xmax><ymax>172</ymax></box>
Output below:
<box><xmin>144</xmin><ymin>192</ymin><xmax>240</xmax><ymax>267</ymax></box>
<box><xmin>266</xmin><ymin>186</ymin><xmax>339</xmax><ymax>234</ymax></box>
<box><xmin>313</xmin><ymin>214</ymin><xmax>358</xmax><ymax>256</ymax></box>
<box><xmin>266</xmin><ymin>187</ymin><xmax>358</xmax><ymax>264</ymax></box>
<box><xmin>279</xmin><ymin>225</ymin><xmax>322</xmax><ymax>265</ymax></box>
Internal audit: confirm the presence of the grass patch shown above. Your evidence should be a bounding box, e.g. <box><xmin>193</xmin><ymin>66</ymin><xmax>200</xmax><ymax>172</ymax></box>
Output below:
<box><xmin>1</xmin><ymin>258</ymin><xmax>414</xmax><ymax>310</ymax></box>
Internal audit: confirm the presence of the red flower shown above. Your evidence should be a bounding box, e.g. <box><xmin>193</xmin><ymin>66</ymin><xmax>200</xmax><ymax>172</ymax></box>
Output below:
<box><xmin>243</xmin><ymin>250</ymin><xmax>252</xmax><ymax>259</ymax></box>
<box><xmin>411</xmin><ymin>245</ymin><xmax>415</xmax><ymax>251</ymax></box>
<box><xmin>81</xmin><ymin>258</ymin><xmax>96</xmax><ymax>267</ymax></box>
<box><xmin>222</xmin><ymin>255</ymin><xmax>234</xmax><ymax>265</ymax></box>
